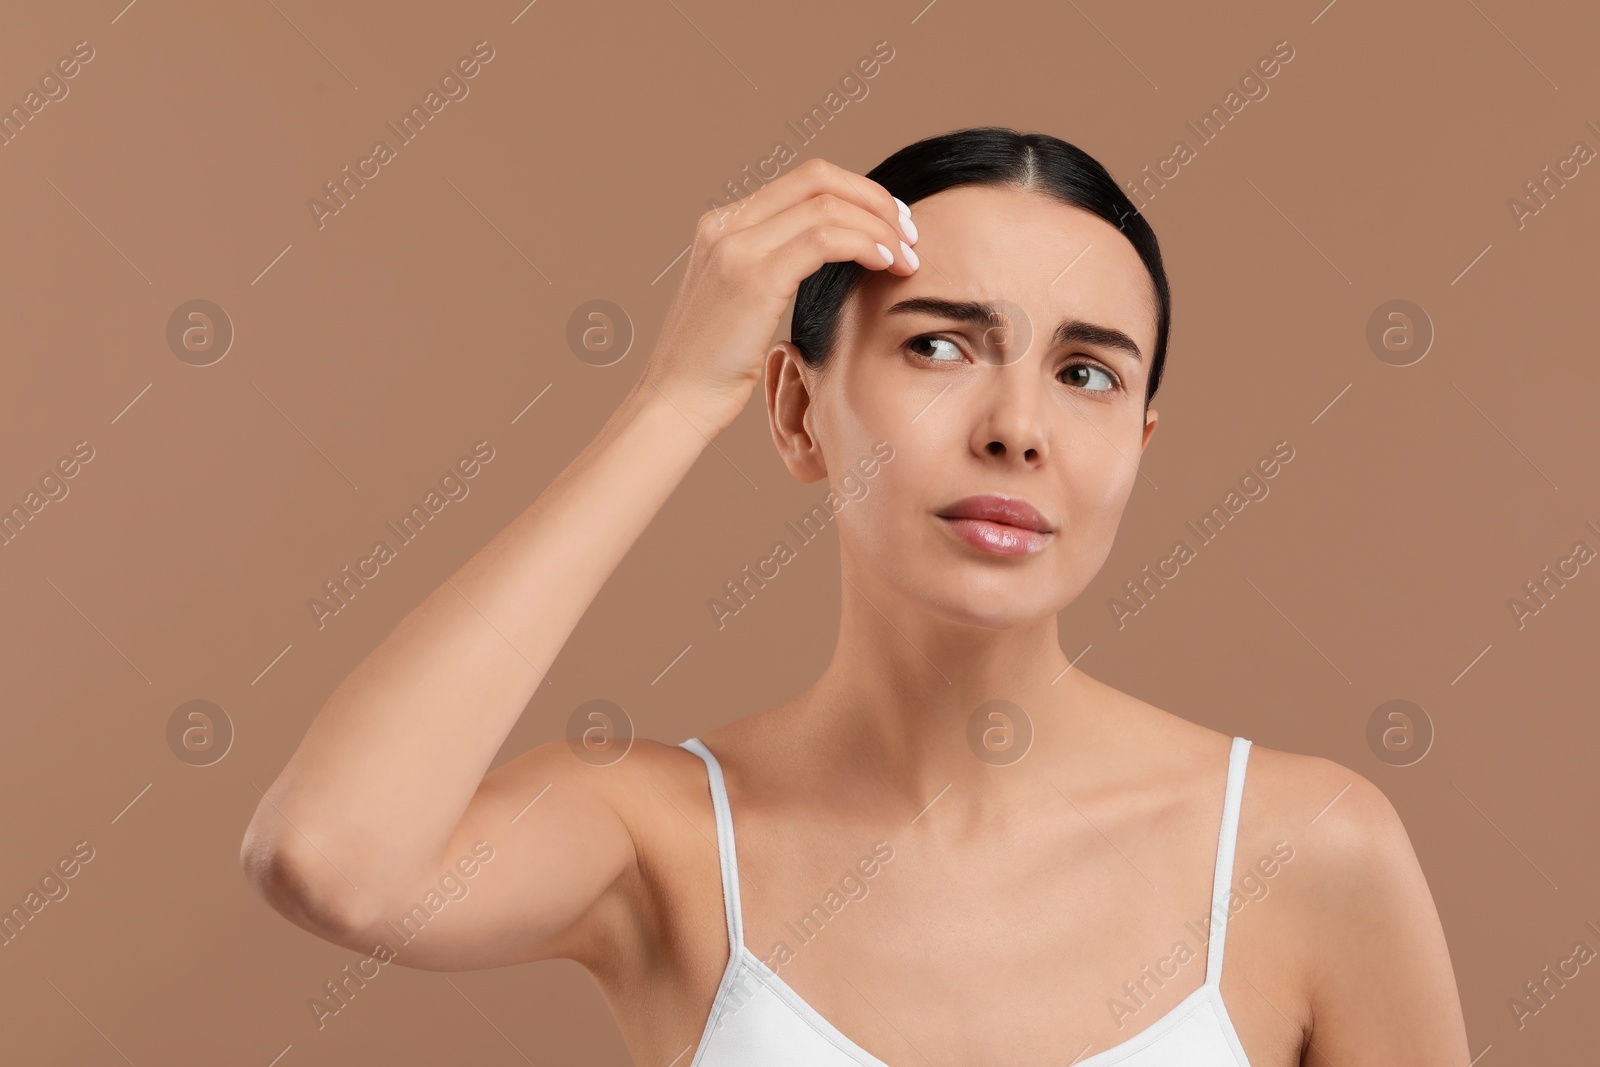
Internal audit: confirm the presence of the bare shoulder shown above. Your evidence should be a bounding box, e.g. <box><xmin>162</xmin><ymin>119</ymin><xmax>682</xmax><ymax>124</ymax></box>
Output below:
<box><xmin>1241</xmin><ymin>743</ymin><xmax>1399</xmax><ymax>830</ymax></box>
<box><xmin>1101</xmin><ymin>682</ymin><xmax>1436</xmax><ymax>966</ymax></box>
<box><xmin>536</xmin><ymin>733</ymin><xmax>724</xmax><ymax>838</ymax></box>
<box><xmin>1226</xmin><ymin>741</ymin><xmax>1425</xmax><ymax>941</ymax></box>
<box><xmin>1080</xmin><ymin>680</ymin><xmax>1407</xmax><ymax>857</ymax></box>
<box><xmin>1230</xmin><ymin>741</ymin><xmax>1468</xmax><ymax>1059</ymax></box>
<box><xmin>1238</xmin><ymin>742</ymin><xmax>1415</xmax><ymax>890</ymax></box>
<box><xmin>1103</xmin><ymin>679</ymin><xmax>1407</xmax><ymax>858</ymax></box>
<box><xmin>1109</xmin><ymin>680</ymin><xmax>1470</xmax><ymax>1058</ymax></box>
<box><xmin>478</xmin><ymin>732</ymin><xmax>713</xmax><ymax>823</ymax></box>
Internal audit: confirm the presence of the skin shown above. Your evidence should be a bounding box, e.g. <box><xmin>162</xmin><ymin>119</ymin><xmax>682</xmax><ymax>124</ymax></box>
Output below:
<box><xmin>240</xmin><ymin>158</ymin><xmax>1470</xmax><ymax>1066</ymax></box>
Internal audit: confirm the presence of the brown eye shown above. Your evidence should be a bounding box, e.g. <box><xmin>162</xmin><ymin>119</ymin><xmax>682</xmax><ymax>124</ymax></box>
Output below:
<box><xmin>1061</xmin><ymin>362</ymin><xmax>1116</xmax><ymax>392</ymax></box>
<box><xmin>907</xmin><ymin>335</ymin><xmax>963</xmax><ymax>362</ymax></box>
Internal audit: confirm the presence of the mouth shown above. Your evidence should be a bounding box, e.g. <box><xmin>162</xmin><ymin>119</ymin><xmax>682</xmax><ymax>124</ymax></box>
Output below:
<box><xmin>934</xmin><ymin>494</ymin><xmax>1053</xmax><ymax>557</ymax></box>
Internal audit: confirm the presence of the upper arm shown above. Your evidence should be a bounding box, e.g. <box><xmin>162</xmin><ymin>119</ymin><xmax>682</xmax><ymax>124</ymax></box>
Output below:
<box><xmin>1286</xmin><ymin>760</ymin><xmax>1470</xmax><ymax>1065</ymax></box>
<box><xmin>330</xmin><ymin>737</ymin><xmax>646</xmax><ymax>973</ymax></box>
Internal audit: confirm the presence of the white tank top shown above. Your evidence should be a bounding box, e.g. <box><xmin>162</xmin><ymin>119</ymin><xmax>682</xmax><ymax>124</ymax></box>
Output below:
<box><xmin>676</xmin><ymin>735</ymin><xmax>1257</xmax><ymax>1066</ymax></box>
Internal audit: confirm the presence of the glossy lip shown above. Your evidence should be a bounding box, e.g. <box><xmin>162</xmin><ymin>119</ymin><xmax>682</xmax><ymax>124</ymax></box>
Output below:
<box><xmin>935</xmin><ymin>494</ymin><xmax>1052</xmax><ymax>533</ymax></box>
<box><xmin>934</xmin><ymin>494</ymin><xmax>1054</xmax><ymax>558</ymax></box>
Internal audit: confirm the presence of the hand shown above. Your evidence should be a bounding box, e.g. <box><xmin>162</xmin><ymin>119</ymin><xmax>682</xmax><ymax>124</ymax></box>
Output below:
<box><xmin>635</xmin><ymin>157</ymin><xmax>919</xmax><ymax>437</ymax></box>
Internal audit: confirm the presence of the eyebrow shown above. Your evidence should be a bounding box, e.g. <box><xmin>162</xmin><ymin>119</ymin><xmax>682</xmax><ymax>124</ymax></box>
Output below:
<box><xmin>883</xmin><ymin>296</ymin><xmax>1143</xmax><ymax>362</ymax></box>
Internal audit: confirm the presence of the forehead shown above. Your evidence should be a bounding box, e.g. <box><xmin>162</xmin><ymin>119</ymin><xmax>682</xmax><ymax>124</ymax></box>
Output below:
<box><xmin>847</xmin><ymin>184</ymin><xmax>1158</xmax><ymax>355</ymax></box>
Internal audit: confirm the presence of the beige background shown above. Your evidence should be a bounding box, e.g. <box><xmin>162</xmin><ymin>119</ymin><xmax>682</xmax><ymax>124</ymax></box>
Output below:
<box><xmin>2</xmin><ymin>0</ymin><xmax>1597</xmax><ymax>1063</ymax></box>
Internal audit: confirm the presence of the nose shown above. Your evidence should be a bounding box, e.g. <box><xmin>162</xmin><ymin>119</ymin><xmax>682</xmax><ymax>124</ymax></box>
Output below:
<box><xmin>970</xmin><ymin>361</ymin><xmax>1048</xmax><ymax>466</ymax></box>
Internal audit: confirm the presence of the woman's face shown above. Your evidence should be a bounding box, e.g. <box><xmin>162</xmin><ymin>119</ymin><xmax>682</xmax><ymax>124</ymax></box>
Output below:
<box><xmin>770</xmin><ymin>183</ymin><xmax>1161</xmax><ymax>630</ymax></box>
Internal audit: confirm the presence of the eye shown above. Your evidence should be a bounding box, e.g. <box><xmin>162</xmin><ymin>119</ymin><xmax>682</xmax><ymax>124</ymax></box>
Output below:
<box><xmin>906</xmin><ymin>334</ymin><xmax>964</xmax><ymax>362</ymax></box>
<box><xmin>1060</xmin><ymin>361</ymin><xmax>1118</xmax><ymax>393</ymax></box>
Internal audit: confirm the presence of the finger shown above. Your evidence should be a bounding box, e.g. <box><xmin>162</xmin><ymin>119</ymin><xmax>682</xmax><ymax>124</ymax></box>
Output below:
<box><xmin>701</xmin><ymin>157</ymin><xmax>914</xmax><ymax>245</ymax></box>
<box><xmin>744</xmin><ymin>192</ymin><xmax>918</xmax><ymax>276</ymax></box>
<box><xmin>759</xmin><ymin>223</ymin><xmax>913</xmax><ymax>293</ymax></box>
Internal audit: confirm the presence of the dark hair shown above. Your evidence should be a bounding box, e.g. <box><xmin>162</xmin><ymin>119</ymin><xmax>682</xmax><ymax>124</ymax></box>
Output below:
<box><xmin>790</xmin><ymin>126</ymin><xmax>1171</xmax><ymax>406</ymax></box>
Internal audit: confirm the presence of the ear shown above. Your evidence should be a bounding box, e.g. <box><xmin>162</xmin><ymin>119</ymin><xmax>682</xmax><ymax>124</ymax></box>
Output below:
<box><xmin>765</xmin><ymin>341</ymin><xmax>828</xmax><ymax>482</ymax></box>
<box><xmin>1140</xmin><ymin>405</ymin><xmax>1159</xmax><ymax>451</ymax></box>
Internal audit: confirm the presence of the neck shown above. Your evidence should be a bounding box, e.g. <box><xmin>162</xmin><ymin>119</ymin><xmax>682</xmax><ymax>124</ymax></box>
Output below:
<box><xmin>796</xmin><ymin>554</ymin><xmax>1103</xmax><ymax>818</ymax></box>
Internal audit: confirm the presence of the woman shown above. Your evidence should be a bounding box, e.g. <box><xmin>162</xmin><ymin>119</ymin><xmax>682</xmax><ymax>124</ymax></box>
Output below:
<box><xmin>241</xmin><ymin>127</ymin><xmax>1470</xmax><ymax>1065</ymax></box>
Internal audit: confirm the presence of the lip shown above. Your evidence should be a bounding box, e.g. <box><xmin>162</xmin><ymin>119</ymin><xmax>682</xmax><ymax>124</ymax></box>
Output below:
<box><xmin>935</xmin><ymin>494</ymin><xmax>1053</xmax><ymax>557</ymax></box>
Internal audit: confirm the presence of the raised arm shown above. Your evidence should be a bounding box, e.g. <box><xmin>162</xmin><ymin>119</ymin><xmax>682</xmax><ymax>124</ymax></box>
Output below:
<box><xmin>237</xmin><ymin>157</ymin><xmax>920</xmax><ymax>972</ymax></box>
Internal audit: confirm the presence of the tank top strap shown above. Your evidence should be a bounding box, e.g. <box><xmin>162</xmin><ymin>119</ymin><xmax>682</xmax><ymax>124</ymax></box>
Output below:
<box><xmin>679</xmin><ymin>738</ymin><xmax>745</xmax><ymax>950</ymax></box>
<box><xmin>1204</xmin><ymin>736</ymin><xmax>1253</xmax><ymax>989</ymax></box>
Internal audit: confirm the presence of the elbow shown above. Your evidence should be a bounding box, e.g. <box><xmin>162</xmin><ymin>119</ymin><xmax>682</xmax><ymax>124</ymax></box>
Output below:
<box><xmin>239</xmin><ymin>822</ymin><xmax>382</xmax><ymax>941</ymax></box>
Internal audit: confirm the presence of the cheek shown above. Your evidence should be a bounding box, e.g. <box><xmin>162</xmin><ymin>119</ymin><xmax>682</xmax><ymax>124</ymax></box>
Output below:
<box><xmin>816</xmin><ymin>376</ymin><xmax>932</xmax><ymax>519</ymax></box>
<box><xmin>831</xmin><ymin>339</ymin><xmax>948</xmax><ymax>443</ymax></box>
<box><xmin>1057</xmin><ymin>431</ymin><xmax>1142</xmax><ymax>561</ymax></box>
<box><xmin>1079</xmin><ymin>443</ymin><xmax>1141</xmax><ymax>516</ymax></box>
<box><xmin>828</xmin><ymin>444</ymin><xmax>926</xmax><ymax>577</ymax></box>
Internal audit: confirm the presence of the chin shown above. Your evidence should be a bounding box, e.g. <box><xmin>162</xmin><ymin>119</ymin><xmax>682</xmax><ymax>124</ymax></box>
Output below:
<box><xmin>902</xmin><ymin>567</ymin><xmax>1066</xmax><ymax>631</ymax></box>
<box><xmin>929</xmin><ymin>599</ymin><xmax>1047</xmax><ymax>632</ymax></box>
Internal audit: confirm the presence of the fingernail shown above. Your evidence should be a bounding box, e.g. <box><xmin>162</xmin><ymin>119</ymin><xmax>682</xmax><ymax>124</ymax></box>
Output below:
<box><xmin>875</xmin><ymin>241</ymin><xmax>894</xmax><ymax>267</ymax></box>
<box><xmin>893</xmin><ymin>196</ymin><xmax>911</xmax><ymax>216</ymax></box>
<box><xmin>900</xmin><ymin>240</ymin><xmax>919</xmax><ymax>270</ymax></box>
<box><xmin>898</xmin><ymin>211</ymin><xmax>918</xmax><ymax>244</ymax></box>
